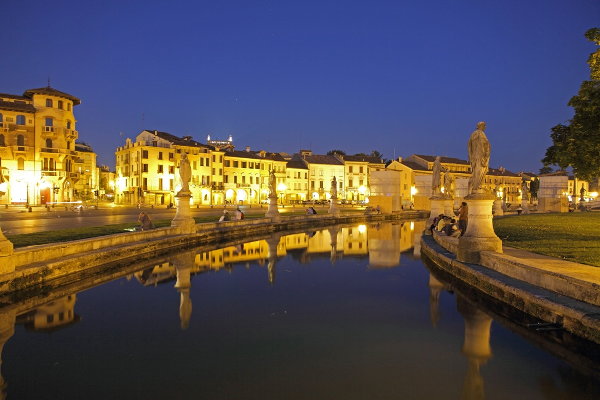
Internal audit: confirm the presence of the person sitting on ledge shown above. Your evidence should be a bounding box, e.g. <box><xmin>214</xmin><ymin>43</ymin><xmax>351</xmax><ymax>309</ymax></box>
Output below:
<box><xmin>138</xmin><ymin>212</ymin><xmax>154</xmax><ymax>231</ymax></box>
<box><xmin>219</xmin><ymin>210</ymin><xmax>231</xmax><ymax>222</ymax></box>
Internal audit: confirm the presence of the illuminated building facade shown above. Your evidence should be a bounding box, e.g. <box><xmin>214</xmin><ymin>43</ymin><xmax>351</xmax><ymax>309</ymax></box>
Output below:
<box><xmin>0</xmin><ymin>86</ymin><xmax>85</xmax><ymax>206</ymax></box>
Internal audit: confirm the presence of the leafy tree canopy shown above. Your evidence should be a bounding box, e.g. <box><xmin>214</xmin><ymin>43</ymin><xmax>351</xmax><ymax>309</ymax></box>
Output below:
<box><xmin>327</xmin><ymin>149</ymin><xmax>346</xmax><ymax>156</ymax></box>
<box><xmin>543</xmin><ymin>28</ymin><xmax>600</xmax><ymax>182</ymax></box>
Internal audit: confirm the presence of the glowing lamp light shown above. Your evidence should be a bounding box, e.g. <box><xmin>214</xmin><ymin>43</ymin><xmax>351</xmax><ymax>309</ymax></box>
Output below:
<box><xmin>312</xmin><ymin>192</ymin><xmax>319</xmax><ymax>199</ymax></box>
<box><xmin>410</xmin><ymin>186</ymin><xmax>417</xmax><ymax>196</ymax></box>
<box><xmin>590</xmin><ymin>192</ymin><xmax>599</xmax><ymax>198</ymax></box>
<box><xmin>325</xmin><ymin>192</ymin><xmax>331</xmax><ymax>200</ymax></box>
<box><xmin>410</xmin><ymin>221</ymin><xmax>415</xmax><ymax>231</ymax></box>
<box><xmin>225</xmin><ymin>189</ymin><xmax>234</xmax><ymax>200</ymax></box>
<box><xmin>236</xmin><ymin>189</ymin><xmax>247</xmax><ymax>201</ymax></box>
<box><xmin>358</xmin><ymin>185</ymin><xmax>367</xmax><ymax>195</ymax></box>
<box><xmin>358</xmin><ymin>224</ymin><xmax>367</xmax><ymax>234</ymax></box>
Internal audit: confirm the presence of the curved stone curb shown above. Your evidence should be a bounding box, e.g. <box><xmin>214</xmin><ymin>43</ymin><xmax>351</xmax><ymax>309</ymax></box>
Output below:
<box><xmin>421</xmin><ymin>234</ymin><xmax>600</xmax><ymax>344</ymax></box>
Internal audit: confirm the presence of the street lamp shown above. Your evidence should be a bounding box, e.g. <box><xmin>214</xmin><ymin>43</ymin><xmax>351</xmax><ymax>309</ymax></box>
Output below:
<box><xmin>277</xmin><ymin>183</ymin><xmax>287</xmax><ymax>205</ymax></box>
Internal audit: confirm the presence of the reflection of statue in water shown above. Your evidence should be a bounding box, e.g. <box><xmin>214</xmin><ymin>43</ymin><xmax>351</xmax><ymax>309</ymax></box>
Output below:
<box><xmin>432</xmin><ymin>156</ymin><xmax>443</xmax><ymax>196</ymax></box>
<box><xmin>468</xmin><ymin>122</ymin><xmax>490</xmax><ymax>195</ymax></box>
<box><xmin>443</xmin><ymin>171</ymin><xmax>454</xmax><ymax>197</ymax></box>
<box><xmin>269</xmin><ymin>169</ymin><xmax>276</xmax><ymax>197</ymax></box>
<box><xmin>178</xmin><ymin>152</ymin><xmax>192</xmax><ymax>195</ymax></box>
<box><xmin>331</xmin><ymin>176</ymin><xmax>338</xmax><ymax>199</ymax></box>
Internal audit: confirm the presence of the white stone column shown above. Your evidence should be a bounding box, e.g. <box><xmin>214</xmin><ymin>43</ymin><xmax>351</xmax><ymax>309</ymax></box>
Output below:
<box><xmin>171</xmin><ymin>193</ymin><xmax>196</xmax><ymax>233</ymax></box>
<box><xmin>457</xmin><ymin>193</ymin><xmax>502</xmax><ymax>263</ymax></box>
<box><xmin>265</xmin><ymin>194</ymin><xmax>280</xmax><ymax>221</ymax></box>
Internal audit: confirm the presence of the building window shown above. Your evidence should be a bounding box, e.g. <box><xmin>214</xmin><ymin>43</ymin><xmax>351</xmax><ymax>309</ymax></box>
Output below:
<box><xmin>234</xmin><ymin>176</ymin><xmax>238</xmax><ymax>184</ymax></box>
<box><xmin>143</xmin><ymin>178</ymin><xmax>148</xmax><ymax>190</ymax></box>
<box><xmin>58</xmin><ymin>100</ymin><xmax>63</xmax><ymax>109</ymax></box>
<box><xmin>17</xmin><ymin>135</ymin><xmax>24</xmax><ymax>146</ymax></box>
<box><xmin>360</xmin><ymin>167</ymin><xmax>364</xmax><ymax>173</ymax></box>
<box><xmin>320</xmin><ymin>181</ymin><xmax>324</xmax><ymax>189</ymax></box>
<box><xmin>158</xmin><ymin>179</ymin><xmax>163</xmax><ymax>191</ymax></box>
<box><xmin>349</xmin><ymin>166</ymin><xmax>353</xmax><ymax>173</ymax></box>
<box><xmin>46</xmin><ymin>138</ymin><xmax>52</xmax><ymax>148</ymax></box>
<box><xmin>16</xmin><ymin>115</ymin><xmax>25</xmax><ymax>125</ymax></box>
<box><xmin>67</xmin><ymin>141</ymin><xmax>71</xmax><ymax>150</ymax></box>
<box><xmin>158</xmin><ymin>165</ymin><xmax>163</xmax><ymax>173</ymax></box>
<box><xmin>0</xmin><ymin>134</ymin><xmax>4</xmax><ymax>147</ymax></box>
<box><xmin>0</xmin><ymin>113</ymin><xmax>3</xmax><ymax>126</ymax></box>
<box><xmin>170</xmin><ymin>179</ymin><xmax>174</xmax><ymax>190</ymax></box>
<box><xmin>224</xmin><ymin>175</ymin><xmax>229</xmax><ymax>183</ymax></box>
<box><xmin>233</xmin><ymin>161</ymin><xmax>238</xmax><ymax>168</ymax></box>
<box><xmin>45</xmin><ymin>117</ymin><xmax>53</xmax><ymax>127</ymax></box>
<box><xmin>17</xmin><ymin>157</ymin><xmax>24</xmax><ymax>170</ymax></box>
<box><xmin>66</xmin><ymin>159</ymin><xmax>72</xmax><ymax>172</ymax></box>
<box><xmin>169</xmin><ymin>166</ymin><xmax>174</xmax><ymax>174</ymax></box>
<box><xmin>224</xmin><ymin>160</ymin><xmax>230</xmax><ymax>167</ymax></box>
<box><xmin>67</xmin><ymin>103</ymin><xmax>71</xmax><ymax>111</ymax></box>
<box><xmin>142</xmin><ymin>150</ymin><xmax>148</xmax><ymax>159</ymax></box>
<box><xmin>143</xmin><ymin>164</ymin><xmax>148</xmax><ymax>172</ymax></box>
<box><xmin>66</xmin><ymin>121</ymin><xmax>72</xmax><ymax>129</ymax></box>
<box><xmin>349</xmin><ymin>179</ymin><xmax>353</xmax><ymax>187</ymax></box>
<box><xmin>46</xmin><ymin>99</ymin><xmax>53</xmax><ymax>107</ymax></box>
<box><xmin>242</xmin><ymin>162</ymin><xmax>247</xmax><ymax>168</ymax></box>
<box><xmin>158</xmin><ymin>152</ymin><xmax>163</xmax><ymax>160</ymax></box>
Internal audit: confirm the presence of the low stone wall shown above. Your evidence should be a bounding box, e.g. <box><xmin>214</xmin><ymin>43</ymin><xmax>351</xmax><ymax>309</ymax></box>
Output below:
<box><xmin>422</xmin><ymin>233</ymin><xmax>600</xmax><ymax>344</ymax></box>
<box><xmin>0</xmin><ymin>210</ymin><xmax>428</xmax><ymax>294</ymax></box>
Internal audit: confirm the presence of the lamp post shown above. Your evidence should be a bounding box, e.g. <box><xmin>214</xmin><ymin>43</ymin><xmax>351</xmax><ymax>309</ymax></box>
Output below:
<box><xmin>277</xmin><ymin>183</ymin><xmax>287</xmax><ymax>206</ymax></box>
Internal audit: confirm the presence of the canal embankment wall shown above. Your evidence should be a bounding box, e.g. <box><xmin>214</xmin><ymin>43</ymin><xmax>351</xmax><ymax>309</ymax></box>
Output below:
<box><xmin>0</xmin><ymin>211</ymin><xmax>427</xmax><ymax>295</ymax></box>
<box><xmin>421</xmin><ymin>232</ymin><xmax>600</xmax><ymax>344</ymax></box>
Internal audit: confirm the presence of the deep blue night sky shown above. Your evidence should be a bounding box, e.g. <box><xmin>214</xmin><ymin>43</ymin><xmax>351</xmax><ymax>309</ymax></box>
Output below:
<box><xmin>1</xmin><ymin>0</ymin><xmax>598</xmax><ymax>172</ymax></box>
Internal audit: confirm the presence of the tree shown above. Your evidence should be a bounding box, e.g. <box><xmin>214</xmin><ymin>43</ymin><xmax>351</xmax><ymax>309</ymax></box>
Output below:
<box><xmin>327</xmin><ymin>149</ymin><xmax>346</xmax><ymax>156</ymax></box>
<box><xmin>542</xmin><ymin>28</ymin><xmax>600</xmax><ymax>182</ymax></box>
<box><xmin>538</xmin><ymin>166</ymin><xmax>553</xmax><ymax>175</ymax></box>
<box><xmin>370</xmin><ymin>150</ymin><xmax>383</xmax><ymax>159</ymax></box>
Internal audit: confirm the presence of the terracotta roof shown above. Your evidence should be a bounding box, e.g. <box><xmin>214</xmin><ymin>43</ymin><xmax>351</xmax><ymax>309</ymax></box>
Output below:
<box><xmin>225</xmin><ymin>150</ymin><xmax>264</xmax><ymax>160</ymax></box>
<box><xmin>148</xmin><ymin>130</ymin><xmax>212</xmax><ymax>149</ymax></box>
<box><xmin>399</xmin><ymin>161</ymin><xmax>429</xmax><ymax>171</ymax></box>
<box><xmin>23</xmin><ymin>87</ymin><xmax>81</xmax><ymax>105</ymax></box>
<box><xmin>303</xmin><ymin>154</ymin><xmax>344</xmax><ymax>165</ymax></box>
<box><xmin>343</xmin><ymin>155</ymin><xmax>385</xmax><ymax>164</ymax></box>
<box><xmin>414</xmin><ymin>154</ymin><xmax>469</xmax><ymax>165</ymax></box>
<box><xmin>539</xmin><ymin>171</ymin><xmax>568</xmax><ymax>177</ymax></box>
<box><xmin>488</xmin><ymin>167</ymin><xmax>519</xmax><ymax>177</ymax></box>
<box><xmin>0</xmin><ymin>100</ymin><xmax>36</xmax><ymax>113</ymax></box>
<box><xmin>287</xmin><ymin>159</ymin><xmax>308</xmax><ymax>169</ymax></box>
<box><xmin>0</xmin><ymin>93</ymin><xmax>28</xmax><ymax>100</ymax></box>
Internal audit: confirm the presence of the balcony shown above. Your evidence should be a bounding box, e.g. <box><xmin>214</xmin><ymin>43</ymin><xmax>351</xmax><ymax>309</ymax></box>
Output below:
<box><xmin>64</xmin><ymin>129</ymin><xmax>78</xmax><ymax>140</ymax></box>
<box><xmin>43</xmin><ymin>126</ymin><xmax>55</xmax><ymax>133</ymax></box>
<box><xmin>211</xmin><ymin>183</ymin><xmax>225</xmax><ymax>191</ymax></box>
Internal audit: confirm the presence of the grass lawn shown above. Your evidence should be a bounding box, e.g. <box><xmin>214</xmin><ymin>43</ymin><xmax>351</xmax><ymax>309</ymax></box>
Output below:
<box><xmin>493</xmin><ymin>212</ymin><xmax>600</xmax><ymax>267</ymax></box>
<box><xmin>4</xmin><ymin>209</ymin><xmax>320</xmax><ymax>248</ymax></box>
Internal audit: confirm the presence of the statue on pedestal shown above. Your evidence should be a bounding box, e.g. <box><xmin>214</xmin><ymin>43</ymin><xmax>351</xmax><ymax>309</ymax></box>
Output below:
<box><xmin>331</xmin><ymin>176</ymin><xmax>338</xmax><ymax>199</ymax></box>
<box><xmin>178</xmin><ymin>152</ymin><xmax>191</xmax><ymax>195</ymax></box>
<box><xmin>521</xmin><ymin>181</ymin><xmax>529</xmax><ymax>201</ymax></box>
<box><xmin>467</xmin><ymin>122</ymin><xmax>490</xmax><ymax>195</ymax></box>
<box><xmin>443</xmin><ymin>171</ymin><xmax>454</xmax><ymax>198</ymax></box>
<box><xmin>269</xmin><ymin>169</ymin><xmax>276</xmax><ymax>197</ymax></box>
<box><xmin>432</xmin><ymin>156</ymin><xmax>443</xmax><ymax>197</ymax></box>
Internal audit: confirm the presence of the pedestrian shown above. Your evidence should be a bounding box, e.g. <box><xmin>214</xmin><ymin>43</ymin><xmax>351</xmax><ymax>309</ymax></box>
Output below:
<box><xmin>138</xmin><ymin>212</ymin><xmax>154</xmax><ymax>231</ymax></box>
<box><xmin>219</xmin><ymin>210</ymin><xmax>231</xmax><ymax>222</ymax></box>
<box><xmin>235</xmin><ymin>207</ymin><xmax>244</xmax><ymax>220</ymax></box>
<box><xmin>458</xmin><ymin>202</ymin><xmax>468</xmax><ymax>236</ymax></box>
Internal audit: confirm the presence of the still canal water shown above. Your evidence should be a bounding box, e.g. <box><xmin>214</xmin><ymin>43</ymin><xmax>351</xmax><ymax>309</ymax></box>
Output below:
<box><xmin>2</xmin><ymin>221</ymin><xmax>600</xmax><ymax>399</ymax></box>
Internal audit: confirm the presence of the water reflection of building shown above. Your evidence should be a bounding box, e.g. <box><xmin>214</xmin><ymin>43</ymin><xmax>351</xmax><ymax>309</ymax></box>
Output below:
<box><xmin>16</xmin><ymin>295</ymin><xmax>79</xmax><ymax>332</ymax></box>
<box><xmin>368</xmin><ymin>223</ymin><xmax>401</xmax><ymax>268</ymax></box>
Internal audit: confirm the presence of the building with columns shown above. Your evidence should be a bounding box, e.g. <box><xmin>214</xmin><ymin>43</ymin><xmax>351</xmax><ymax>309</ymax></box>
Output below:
<box><xmin>0</xmin><ymin>86</ymin><xmax>90</xmax><ymax>206</ymax></box>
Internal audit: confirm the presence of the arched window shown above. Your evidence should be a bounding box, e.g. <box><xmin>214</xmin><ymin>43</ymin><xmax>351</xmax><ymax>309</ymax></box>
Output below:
<box><xmin>66</xmin><ymin>141</ymin><xmax>71</xmax><ymax>150</ymax></box>
<box><xmin>46</xmin><ymin>99</ymin><xmax>53</xmax><ymax>107</ymax></box>
<box><xmin>16</xmin><ymin>115</ymin><xmax>25</xmax><ymax>125</ymax></box>
<box><xmin>66</xmin><ymin>120</ymin><xmax>72</xmax><ymax>130</ymax></box>
<box><xmin>17</xmin><ymin>158</ymin><xmax>24</xmax><ymax>170</ymax></box>
<box><xmin>45</xmin><ymin>138</ymin><xmax>52</xmax><ymax>148</ymax></box>
<box><xmin>58</xmin><ymin>100</ymin><xmax>63</xmax><ymax>109</ymax></box>
<box><xmin>65</xmin><ymin>159</ymin><xmax>72</xmax><ymax>172</ymax></box>
<box><xmin>17</xmin><ymin>135</ymin><xmax>24</xmax><ymax>146</ymax></box>
<box><xmin>0</xmin><ymin>134</ymin><xmax>4</xmax><ymax>146</ymax></box>
<box><xmin>67</xmin><ymin>103</ymin><xmax>71</xmax><ymax>111</ymax></box>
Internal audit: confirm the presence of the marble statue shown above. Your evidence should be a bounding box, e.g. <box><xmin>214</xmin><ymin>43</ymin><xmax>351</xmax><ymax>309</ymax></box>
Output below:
<box><xmin>443</xmin><ymin>171</ymin><xmax>454</xmax><ymax>197</ymax></box>
<box><xmin>269</xmin><ymin>169</ymin><xmax>276</xmax><ymax>196</ymax></box>
<box><xmin>467</xmin><ymin>122</ymin><xmax>490</xmax><ymax>195</ymax></box>
<box><xmin>178</xmin><ymin>152</ymin><xmax>191</xmax><ymax>194</ymax></box>
<box><xmin>521</xmin><ymin>181</ymin><xmax>529</xmax><ymax>200</ymax></box>
<box><xmin>331</xmin><ymin>176</ymin><xmax>338</xmax><ymax>199</ymax></box>
<box><xmin>432</xmin><ymin>156</ymin><xmax>442</xmax><ymax>196</ymax></box>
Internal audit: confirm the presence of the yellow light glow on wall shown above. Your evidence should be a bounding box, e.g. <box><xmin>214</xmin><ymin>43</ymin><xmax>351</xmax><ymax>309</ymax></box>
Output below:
<box><xmin>410</xmin><ymin>186</ymin><xmax>417</xmax><ymax>195</ymax></box>
<box><xmin>358</xmin><ymin>224</ymin><xmax>367</xmax><ymax>234</ymax></box>
<box><xmin>358</xmin><ymin>185</ymin><xmax>367</xmax><ymax>194</ymax></box>
<box><xmin>236</xmin><ymin>190</ymin><xmax>247</xmax><ymax>201</ymax></box>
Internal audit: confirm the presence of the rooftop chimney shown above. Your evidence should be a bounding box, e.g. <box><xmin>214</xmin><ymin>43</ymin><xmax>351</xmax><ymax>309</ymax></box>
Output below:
<box><xmin>245</xmin><ymin>146</ymin><xmax>251</xmax><ymax>152</ymax></box>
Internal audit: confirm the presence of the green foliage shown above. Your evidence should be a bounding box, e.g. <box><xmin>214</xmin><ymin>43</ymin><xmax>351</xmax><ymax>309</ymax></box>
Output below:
<box><xmin>539</xmin><ymin>166</ymin><xmax>553</xmax><ymax>175</ymax></box>
<box><xmin>543</xmin><ymin>28</ymin><xmax>600</xmax><ymax>182</ymax></box>
<box><xmin>494</xmin><ymin>213</ymin><xmax>600</xmax><ymax>267</ymax></box>
<box><xmin>529</xmin><ymin>178</ymin><xmax>540</xmax><ymax>199</ymax></box>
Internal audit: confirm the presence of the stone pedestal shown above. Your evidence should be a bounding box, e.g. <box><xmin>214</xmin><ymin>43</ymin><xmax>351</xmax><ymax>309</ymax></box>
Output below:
<box><xmin>0</xmin><ymin>229</ymin><xmax>14</xmax><ymax>275</ymax></box>
<box><xmin>328</xmin><ymin>196</ymin><xmax>340</xmax><ymax>216</ymax></box>
<box><xmin>427</xmin><ymin>196</ymin><xmax>446</xmax><ymax>227</ymax></box>
<box><xmin>265</xmin><ymin>195</ymin><xmax>281</xmax><ymax>221</ymax></box>
<box><xmin>492</xmin><ymin>198</ymin><xmax>504</xmax><ymax>216</ymax></box>
<box><xmin>444</xmin><ymin>197</ymin><xmax>454</xmax><ymax>216</ymax></box>
<box><xmin>520</xmin><ymin>199</ymin><xmax>530</xmax><ymax>214</ymax></box>
<box><xmin>457</xmin><ymin>193</ymin><xmax>502</xmax><ymax>264</ymax></box>
<box><xmin>171</xmin><ymin>193</ymin><xmax>196</xmax><ymax>233</ymax></box>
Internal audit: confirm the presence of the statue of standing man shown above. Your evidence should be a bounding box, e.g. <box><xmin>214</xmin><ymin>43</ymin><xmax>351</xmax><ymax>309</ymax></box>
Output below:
<box><xmin>331</xmin><ymin>176</ymin><xmax>338</xmax><ymax>199</ymax></box>
<box><xmin>431</xmin><ymin>156</ymin><xmax>443</xmax><ymax>197</ymax></box>
<box><xmin>269</xmin><ymin>169</ymin><xmax>276</xmax><ymax>197</ymax></box>
<box><xmin>468</xmin><ymin>122</ymin><xmax>490</xmax><ymax>195</ymax></box>
<box><xmin>178</xmin><ymin>152</ymin><xmax>192</xmax><ymax>195</ymax></box>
